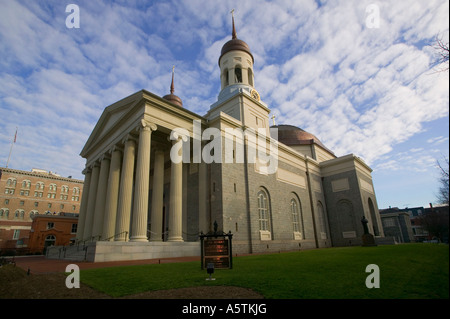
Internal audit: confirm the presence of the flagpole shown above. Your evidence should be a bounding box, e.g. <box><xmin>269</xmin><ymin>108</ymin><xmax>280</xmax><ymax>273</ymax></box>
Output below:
<box><xmin>6</xmin><ymin>127</ymin><xmax>17</xmax><ymax>168</ymax></box>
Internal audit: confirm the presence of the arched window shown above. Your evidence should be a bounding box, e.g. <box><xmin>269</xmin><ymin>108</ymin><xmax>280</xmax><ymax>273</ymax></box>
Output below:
<box><xmin>257</xmin><ymin>189</ymin><xmax>270</xmax><ymax>231</ymax></box>
<box><xmin>291</xmin><ymin>195</ymin><xmax>304</xmax><ymax>238</ymax></box>
<box><xmin>45</xmin><ymin>235</ymin><xmax>56</xmax><ymax>248</ymax></box>
<box><xmin>234</xmin><ymin>66</ymin><xmax>242</xmax><ymax>83</ymax></box>
<box><xmin>248</xmin><ymin>68</ymin><xmax>254</xmax><ymax>86</ymax></box>
<box><xmin>6</xmin><ymin>178</ymin><xmax>17</xmax><ymax>187</ymax></box>
<box><xmin>14</xmin><ymin>209</ymin><xmax>24</xmax><ymax>219</ymax></box>
<box><xmin>222</xmin><ymin>68</ymin><xmax>229</xmax><ymax>88</ymax></box>
<box><xmin>29</xmin><ymin>210</ymin><xmax>38</xmax><ymax>220</ymax></box>
<box><xmin>291</xmin><ymin>199</ymin><xmax>299</xmax><ymax>232</ymax></box>
<box><xmin>22</xmin><ymin>180</ymin><xmax>31</xmax><ymax>189</ymax></box>
<box><xmin>1</xmin><ymin>209</ymin><xmax>9</xmax><ymax>218</ymax></box>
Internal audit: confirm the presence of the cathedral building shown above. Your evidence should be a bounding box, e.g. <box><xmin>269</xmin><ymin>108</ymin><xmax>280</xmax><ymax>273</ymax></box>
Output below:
<box><xmin>74</xmin><ymin>16</ymin><xmax>384</xmax><ymax>262</ymax></box>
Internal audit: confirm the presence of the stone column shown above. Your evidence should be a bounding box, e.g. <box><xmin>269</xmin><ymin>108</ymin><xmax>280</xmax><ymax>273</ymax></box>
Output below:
<box><xmin>115</xmin><ymin>135</ymin><xmax>136</xmax><ymax>241</ymax></box>
<box><xmin>92</xmin><ymin>155</ymin><xmax>111</xmax><ymax>240</ymax></box>
<box><xmin>76</xmin><ymin>167</ymin><xmax>91</xmax><ymax>242</ymax></box>
<box><xmin>168</xmin><ymin>133</ymin><xmax>186</xmax><ymax>242</ymax></box>
<box><xmin>102</xmin><ymin>147</ymin><xmax>122</xmax><ymax>241</ymax></box>
<box><xmin>83</xmin><ymin>162</ymin><xmax>100</xmax><ymax>241</ymax></box>
<box><xmin>130</xmin><ymin>120</ymin><xmax>157</xmax><ymax>242</ymax></box>
<box><xmin>150</xmin><ymin>150</ymin><xmax>165</xmax><ymax>241</ymax></box>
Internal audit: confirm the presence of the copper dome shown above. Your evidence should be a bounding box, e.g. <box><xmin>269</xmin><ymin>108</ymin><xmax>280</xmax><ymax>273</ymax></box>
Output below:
<box><xmin>219</xmin><ymin>12</ymin><xmax>254</xmax><ymax>65</ymax></box>
<box><xmin>163</xmin><ymin>67</ymin><xmax>183</xmax><ymax>107</ymax></box>
<box><xmin>219</xmin><ymin>38</ymin><xmax>254</xmax><ymax>64</ymax></box>
<box><xmin>163</xmin><ymin>93</ymin><xmax>183</xmax><ymax>107</ymax></box>
<box><xmin>271</xmin><ymin>124</ymin><xmax>328</xmax><ymax>150</ymax></box>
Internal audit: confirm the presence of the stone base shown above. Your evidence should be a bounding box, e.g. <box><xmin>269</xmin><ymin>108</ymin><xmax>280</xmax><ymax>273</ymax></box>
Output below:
<box><xmin>84</xmin><ymin>241</ymin><xmax>200</xmax><ymax>262</ymax></box>
<box><xmin>361</xmin><ymin>233</ymin><xmax>377</xmax><ymax>247</ymax></box>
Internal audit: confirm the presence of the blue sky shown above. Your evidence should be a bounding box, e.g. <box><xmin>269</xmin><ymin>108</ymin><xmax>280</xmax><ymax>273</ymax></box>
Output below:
<box><xmin>0</xmin><ymin>0</ymin><xmax>448</xmax><ymax>209</ymax></box>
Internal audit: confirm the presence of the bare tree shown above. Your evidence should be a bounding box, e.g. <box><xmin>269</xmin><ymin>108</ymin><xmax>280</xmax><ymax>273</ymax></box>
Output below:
<box><xmin>432</xmin><ymin>35</ymin><xmax>449</xmax><ymax>72</ymax></box>
<box><xmin>418</xmin><ymin>207</ymin><xmax>449</xmax><ymax>242</ymax></box>
<box><xmin>436</xmin><ymin>157</ymin><xmax>449</xmax><ymax>205</ymax></box>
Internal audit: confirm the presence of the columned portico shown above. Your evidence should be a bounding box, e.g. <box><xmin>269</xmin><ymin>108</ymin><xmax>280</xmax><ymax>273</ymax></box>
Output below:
<box><xmin>76</xmin><ymin>87</ymin><xmax>206</xmax><ymax>262</ymax></box>
<box><xmin>78</xmin><ymin>123</ymin><xmax>194</xmax><ymax>245</ymax></box>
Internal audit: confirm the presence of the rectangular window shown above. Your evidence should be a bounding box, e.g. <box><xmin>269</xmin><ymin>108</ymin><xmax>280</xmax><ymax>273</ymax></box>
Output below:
<box><xmin>71</xmin><ymin>224</ymin><xmax>77</xmax><ymax>233</ymax></box>
<box><xmin>13</xmin><ymin>229</ymin><xmax>20</xmax><ymax>240</ymax></box>
<box><xmin>47</xmin><ymin>222</ymin><xmax>54</xmax><ymax>230</ymax></box>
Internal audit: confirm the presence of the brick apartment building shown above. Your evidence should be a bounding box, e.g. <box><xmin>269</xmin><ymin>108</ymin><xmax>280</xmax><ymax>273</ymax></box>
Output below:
<box><xmin>0</xmin><ymin>167</ymin><xmax>83</xmax><ymax>254</ymax></box>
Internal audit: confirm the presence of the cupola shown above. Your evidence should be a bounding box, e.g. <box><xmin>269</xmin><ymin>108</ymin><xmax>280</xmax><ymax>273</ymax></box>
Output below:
<box><xmin>163</xmin><ymin>67</ymin><xmax>183</xmax><ymax>107</ymax></box>
<box><xmin>218</xmin><ymin>11</ymin><xmax>255</xmax><ymax>93</ymax></box>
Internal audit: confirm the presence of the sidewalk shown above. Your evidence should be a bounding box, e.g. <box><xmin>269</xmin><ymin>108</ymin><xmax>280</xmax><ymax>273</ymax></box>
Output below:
<box><xmin>9</xmin><ymin>255</ymin><xmax>201</xmax><ymax>274</ymax></box>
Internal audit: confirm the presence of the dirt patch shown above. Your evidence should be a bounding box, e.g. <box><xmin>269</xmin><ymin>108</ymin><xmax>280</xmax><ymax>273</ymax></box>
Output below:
<box><xmin>0</xmin><ymin>264</ymin><xmax>263</xmax><ymax>299</ymax></box>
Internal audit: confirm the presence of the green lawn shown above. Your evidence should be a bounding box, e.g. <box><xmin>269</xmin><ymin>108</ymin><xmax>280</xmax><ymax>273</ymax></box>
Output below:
<box><xmin>79</xmin><ymin>244</ymin><xmax>449</xmax><ymax>298</ymax></box>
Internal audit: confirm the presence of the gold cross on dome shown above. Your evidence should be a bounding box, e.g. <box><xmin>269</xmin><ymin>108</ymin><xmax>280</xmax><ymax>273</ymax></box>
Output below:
<box><xmin>271</xmin><ymin>114</ymin><xmax>276</xmax><ymax>126</ymax></box>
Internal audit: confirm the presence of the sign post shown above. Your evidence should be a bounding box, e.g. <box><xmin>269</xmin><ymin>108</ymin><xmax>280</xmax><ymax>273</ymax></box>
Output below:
<box><xmin>200</xmin><ymin>228</ymin><xmax>233</xmax><ymax>270</ymax></box>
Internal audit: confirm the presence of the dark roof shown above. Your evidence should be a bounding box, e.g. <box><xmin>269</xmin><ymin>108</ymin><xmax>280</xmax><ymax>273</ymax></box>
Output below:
<box><xmin>271</xmin><ymin>124</ymin><xmax>329</xmax><ymax>150</ymax></box>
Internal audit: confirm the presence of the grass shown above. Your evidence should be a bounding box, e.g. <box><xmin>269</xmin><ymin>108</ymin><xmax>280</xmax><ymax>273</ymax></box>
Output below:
<box><xmin>79</xmin><ymin>244</ymin><xmax>449</xmax><ymax>299</ymax></box>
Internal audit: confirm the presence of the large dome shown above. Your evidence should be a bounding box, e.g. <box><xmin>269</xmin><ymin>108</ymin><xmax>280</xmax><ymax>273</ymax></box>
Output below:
<box><xmin>271</xmin><ymin>124</ymin><xmax>329</xmax><ymax>150</ymax></box>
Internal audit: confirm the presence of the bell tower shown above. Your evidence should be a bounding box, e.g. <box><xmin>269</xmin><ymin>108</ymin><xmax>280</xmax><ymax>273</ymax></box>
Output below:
<box><xmin>208</xmin><ymin>10</ymin><xmax>270</xmax><ymax>135</ymax></box>
<box><xmin>218</xmin><ymin>10</ymin><xmax>256</xmax><ymax>100</ymax></box>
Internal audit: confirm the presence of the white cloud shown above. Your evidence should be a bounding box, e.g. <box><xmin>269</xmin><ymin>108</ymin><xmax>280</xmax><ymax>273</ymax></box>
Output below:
<box><xmin>0</xmin><ymin>0</ymin><xmax>448</xmax><ymax>184</ymax></box>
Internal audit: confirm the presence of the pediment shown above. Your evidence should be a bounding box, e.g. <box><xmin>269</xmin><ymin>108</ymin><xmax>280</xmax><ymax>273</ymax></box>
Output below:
<box><xmin>80</xmin><ymin>90</ymin><xmax>145</xmax><ymax>158</ymax></box>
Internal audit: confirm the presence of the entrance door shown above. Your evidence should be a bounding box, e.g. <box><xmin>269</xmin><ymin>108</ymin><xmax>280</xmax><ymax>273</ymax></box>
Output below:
<box><xmin>43</xmin><ymin>235</ymin><xmax>56</xmax><ymax>254</ymax></box>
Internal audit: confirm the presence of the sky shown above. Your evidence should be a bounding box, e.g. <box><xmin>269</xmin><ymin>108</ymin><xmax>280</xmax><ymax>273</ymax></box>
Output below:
<box><xmin>0</xmin><ymin>0</ymin><xmax>448</xmax><ymax>210</ymax></box>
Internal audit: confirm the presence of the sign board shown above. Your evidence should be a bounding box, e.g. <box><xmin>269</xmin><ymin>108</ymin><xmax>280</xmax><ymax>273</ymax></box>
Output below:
<box><xmin>200</xmin><ymin>231</ymin><xmax>233</xmax><ymax>269</ymax></box>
